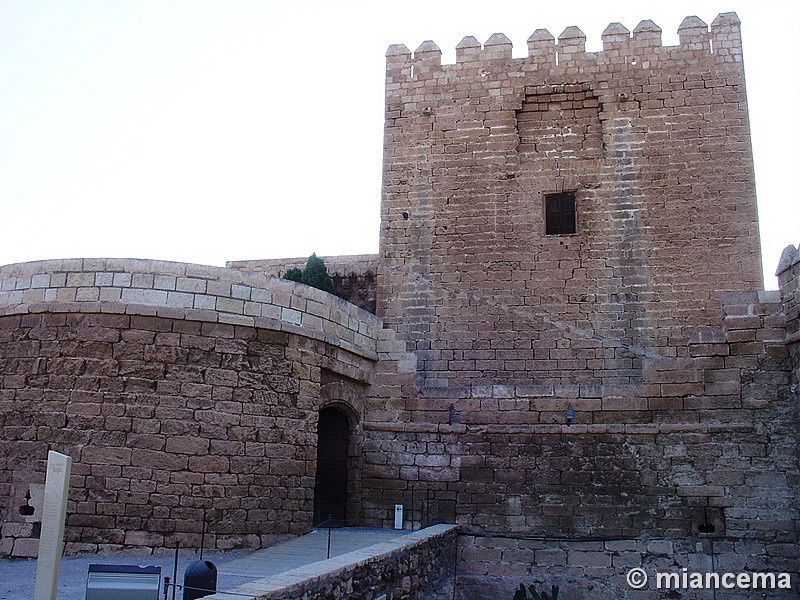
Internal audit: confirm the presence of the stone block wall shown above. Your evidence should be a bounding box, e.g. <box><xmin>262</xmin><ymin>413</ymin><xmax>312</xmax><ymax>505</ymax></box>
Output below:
<box><xmin>0</xmin><ymin>258</ymin><xmax>383</xmax><ymax>359</ymax></box>
<box><xmin>358</xmin><ymin>275</ymin><xmax>798</xmax><ymax>595</ymax></box>
<box><xmin>378</xmin><ymin>14</ymin><xmax>762</xmax><ymax>389</ymax></box>
<box><xmin>456</xmin><ymin>536</ymin><xmax>797</xmax><ymax>598</ymax></box>
<box><xmin>1</xmin><ymin>311</ymin><xmax>318</xmax><ymax>555</ymax></box>
<box><xmin>0</xmin><ymin>259</ymin><xmax>415</xmax><ymax>556</ymax></box>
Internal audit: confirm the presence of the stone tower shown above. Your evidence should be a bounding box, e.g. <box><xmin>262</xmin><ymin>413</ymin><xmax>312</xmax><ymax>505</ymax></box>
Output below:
<box><xmin>377</xmin><ymin>13</ymin><xmax>762</xmax><ymax>390</ymax></box>
<box><xmin>366</xmin><ymin>14</ymin><xmax>797</xmax><ymax>595</ymax></box>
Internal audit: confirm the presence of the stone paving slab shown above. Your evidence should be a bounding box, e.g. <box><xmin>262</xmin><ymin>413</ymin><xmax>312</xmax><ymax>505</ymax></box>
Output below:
<box><xmin>216</xmin><ymin>528</ymin><xmax>410</xmax><ymax>581</ymax></box>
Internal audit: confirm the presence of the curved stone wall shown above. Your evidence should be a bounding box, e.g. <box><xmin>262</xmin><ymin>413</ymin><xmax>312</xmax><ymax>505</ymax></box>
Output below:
<box><xmin>0</xmin><ymin>258</ymin><xmax>382</xmax><ymax>360</ymax></box>
<box><xmin>0</xmin><ymin>259</ymin><xmax>409</xmax><ymax>556</ymax></box>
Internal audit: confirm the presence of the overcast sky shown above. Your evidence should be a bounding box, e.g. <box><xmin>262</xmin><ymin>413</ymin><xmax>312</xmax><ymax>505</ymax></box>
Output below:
<box><xmin>1</xmin><ymin>0</ymin><xmax>797</xmax><ymax>288</ymax></box>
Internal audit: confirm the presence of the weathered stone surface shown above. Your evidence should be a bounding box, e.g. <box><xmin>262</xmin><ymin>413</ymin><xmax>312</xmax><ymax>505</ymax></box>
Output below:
<box><xmin>0</xmin><ymin>14</ymin><xmax>798</xmax><ymax>599</ymax></box>
<box><xmin>0</xmin><ymin>308</ymin><xmax>384</xmax><ymax>554</ymax></box>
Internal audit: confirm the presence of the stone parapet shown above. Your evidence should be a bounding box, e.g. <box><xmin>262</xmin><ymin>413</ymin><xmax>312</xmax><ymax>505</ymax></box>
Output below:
<box><xmin>0</xmin><ymin>259</ymin><xmax>382</xmax><ymax>361</ymax></box>
<box><xmin>387</xmin><ymin>13</ymin><xmax>743</xmax><ymax>76</ymax></box>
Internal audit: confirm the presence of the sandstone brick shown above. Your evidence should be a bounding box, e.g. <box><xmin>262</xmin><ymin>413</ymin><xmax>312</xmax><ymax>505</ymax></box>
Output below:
<box><xmin>165</xmin><ymin>436</ymin><xmax>209</xmax><ymax>455</ymax></box>
<box><xmin>188</xmin><ymin>455</ymin><xmax>230</xmax><ymax>473</ymax></box>
<box><xmin>131</xmin><ymin>449</ymin><xmax>188</xmax><ymax>470</ymax></box>
<box><xmin>569</xmin><ymin>550</ymin><xmax>612</xmax><ymax>567</ymax></box>
<box><xmin>11</xmin><ymin>537</ymin><xmax>39</xmax><ymax>557</ymax></box>
<box><xmin>81</xmin><ymin>447</ymin><xmax>131</xmax><ymax>465</ymax></box>
<box><xmin>124</xmin><ymin>530</ymin><xmax>164</xmax><ymax>547</ymax></box>
<box><xmin>2</xmin><ymin>522</ymin><xmax>35</xmax><ymax>538</ymax></box>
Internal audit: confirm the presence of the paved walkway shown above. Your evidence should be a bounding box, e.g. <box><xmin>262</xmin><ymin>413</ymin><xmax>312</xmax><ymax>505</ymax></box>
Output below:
<box><xmin>217</xmin><ymin>527</ymin><xmax>409</xmax><ymax>583</ymax></box>
<box><xmin>0</xmin><ymin>527</ymin><xmax>411</xmax><ymax>600</ymax></box>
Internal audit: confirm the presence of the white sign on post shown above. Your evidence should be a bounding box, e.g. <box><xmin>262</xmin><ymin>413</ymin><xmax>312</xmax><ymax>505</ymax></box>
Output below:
<box><xmin>394</xmin><ymin>504</ymin><xmax>404</xmax><ymax>530</ymax></box>
<box><xmin>33</xmin><ymin>451</ymin><xmax>72</xmax><ymax>600</ymax></box>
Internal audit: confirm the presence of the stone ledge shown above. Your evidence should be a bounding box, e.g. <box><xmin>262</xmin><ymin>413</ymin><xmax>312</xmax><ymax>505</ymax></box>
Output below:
<box><xmin>363</xmin><ymin>422</ymin><xmax>754</xmax><ymax>435</ymax></box>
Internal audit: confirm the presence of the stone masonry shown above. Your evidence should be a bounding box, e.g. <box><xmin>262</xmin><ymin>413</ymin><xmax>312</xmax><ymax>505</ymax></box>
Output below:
<box><xmin>0</xmin><ymin>259</ymin><xmax>415</xmax><ymax>556</ymax></box>
<box><xmin>778</xmin><ymin>245</ymin><xmax>800</xmax><ymax>390</ymax></box>
<box><xmin>378</xmin><ymin>13</ymin><xmax>761</xmax><ymax>390</ymax></box>
<box><xmin>1</xmin><ymin>12</ymin><xmax>798</xmax><ymax>600</ymax></box>
<box><xmin>360</xmin><ymin>13</ymin><xmax>798</xmax><ymax>598</ymax></box>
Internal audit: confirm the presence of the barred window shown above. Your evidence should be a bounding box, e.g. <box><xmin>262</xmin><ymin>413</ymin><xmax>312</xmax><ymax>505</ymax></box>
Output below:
<box><xmin>545</xmin><ymin>192</ymin><xmax>577</xmax><ymax>235</ymax></box>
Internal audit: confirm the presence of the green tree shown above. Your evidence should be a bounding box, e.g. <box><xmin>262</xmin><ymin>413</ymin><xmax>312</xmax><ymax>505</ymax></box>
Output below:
<box><xmin>282</xmin><ymin>254</ymin><xmax>334</xmax><ymax>294</ymax></box>
<box><xmin>301</xmin><ymin>253</ymin><xmax>334</xmax><ymax>293</ymax></box>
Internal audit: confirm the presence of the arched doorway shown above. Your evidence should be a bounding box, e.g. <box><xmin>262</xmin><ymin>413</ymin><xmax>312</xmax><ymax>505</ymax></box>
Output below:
<box><xmin>313</xmin><ymin>407</ymin><xmax>350</xmax><ymax>527</ymax></box>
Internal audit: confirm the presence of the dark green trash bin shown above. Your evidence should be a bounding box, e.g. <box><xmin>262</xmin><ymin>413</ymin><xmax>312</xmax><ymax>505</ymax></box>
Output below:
<box><xmin>182</xmin><ymin>559</ymin><xmax>217</xmax><ymax>600</ymax></box>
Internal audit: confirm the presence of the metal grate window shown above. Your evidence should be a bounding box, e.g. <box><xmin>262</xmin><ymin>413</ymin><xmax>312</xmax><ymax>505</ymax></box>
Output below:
<box><xmin>545</xmin><ymin>192</ymin><xmax>577</xmax><ymax>235</ymax></box>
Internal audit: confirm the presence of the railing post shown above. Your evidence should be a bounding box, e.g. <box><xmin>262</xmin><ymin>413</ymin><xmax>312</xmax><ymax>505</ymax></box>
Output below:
<box><xmin>327</xmin><ymin>514</ymin><xmax>332</xmax><ymax>559</ymax></box>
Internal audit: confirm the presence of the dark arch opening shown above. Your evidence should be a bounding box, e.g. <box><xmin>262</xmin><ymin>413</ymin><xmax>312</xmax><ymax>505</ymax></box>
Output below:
<box><xmin>313</xmin><ymin>406</ymin><xmax>350</xmax><ymax>527</ymax></box>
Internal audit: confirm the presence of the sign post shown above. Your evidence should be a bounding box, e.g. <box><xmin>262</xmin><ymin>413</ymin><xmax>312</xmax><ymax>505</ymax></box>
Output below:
<box><xmin>394</xmin><ymin>504</ymin><xmax>404</xmax><ymax>530</ymax></box>
<box><xmin>33</xmin><ymin>451</ymin><xmax>72</xmax><ymax>600</ymax></box>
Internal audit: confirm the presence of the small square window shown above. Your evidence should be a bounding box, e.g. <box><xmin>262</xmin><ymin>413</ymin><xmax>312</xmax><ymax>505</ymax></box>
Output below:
<box><xmin>545</xmin><ymin>192</ymin><xmax>577</xmax><ymax>235</ymax></box>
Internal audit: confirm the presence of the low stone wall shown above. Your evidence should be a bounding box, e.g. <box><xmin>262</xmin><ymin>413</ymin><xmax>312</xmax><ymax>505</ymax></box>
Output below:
<box><xmin>205</xmin><ymin>524</ymin><xmax>457</xmax><ymax>600</ymax></box>
<box><xmin>456</xmin><ymin>535</ymin><xmax>798</xmax><ymax>599</ymax></box>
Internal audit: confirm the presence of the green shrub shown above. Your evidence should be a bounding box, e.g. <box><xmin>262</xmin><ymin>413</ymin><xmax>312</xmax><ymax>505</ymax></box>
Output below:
<box><xmin>283</xmin><ymin>267</ymin><xmax>303</xmax><ymax>283</ymax></box>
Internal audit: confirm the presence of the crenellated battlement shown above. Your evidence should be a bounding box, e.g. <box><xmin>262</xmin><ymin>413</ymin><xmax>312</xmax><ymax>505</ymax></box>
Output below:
<box><xmin>386</xmin><ymin>12</ymin><xmax>742</xmax><ymax>74</ymax></box>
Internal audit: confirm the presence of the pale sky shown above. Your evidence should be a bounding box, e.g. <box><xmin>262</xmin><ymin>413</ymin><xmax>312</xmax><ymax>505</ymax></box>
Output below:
<box><xmin>1</xmin><ymin>0</ymin><xmax>797</xmax><ymax>288</ymax></box>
